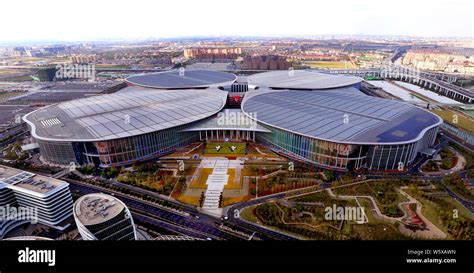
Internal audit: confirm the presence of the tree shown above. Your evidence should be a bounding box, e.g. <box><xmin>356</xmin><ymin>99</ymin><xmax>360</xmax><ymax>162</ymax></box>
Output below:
<box><xmin>250</xmin><ymin>188</ymin><xmax>257</xmax><ymax>196</ymax></box>
<box><xmin>408</xmin><ymin>184</ymin><xmax>419</xmax><ymax>195</ymax></box>
<box><xmin>106</xmin><ymin>167</ymin><xmax>120</xmax><ymax>178</ymax></box>
<box><xmin>219</xmin><ymin>193</ymin><xmax>223</xmax><ymax>208</ymax></box>
<box><xmin>324</xmin><ymin>171</ymin><xmax>335</xmax><ymax>182</ymax></box>
<box><xmin>199</xmin><ymin>191</ymin><xmax>205</xmax><ymax>207</ymax></box>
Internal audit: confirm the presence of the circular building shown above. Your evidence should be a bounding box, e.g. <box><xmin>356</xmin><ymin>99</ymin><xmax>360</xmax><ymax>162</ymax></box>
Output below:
<box><xmin>24</xmin><ymin>69</ymin><xmax>443</xmax><ymax>172</ymax></box>
<box><xmin>126</xmin><ymin>69</ymin><xmax>237</xmax><ymax>89</ymax></box>
<box><xmin>24</xmin><ymin>88</ymin><xmax>228</xmax><ymax>166</ymax></box>
<box><xmin>73</xmin><ymin>193</ymin><xmax>137</xmax><ymax>240</ymax></box>
<box><xmin>247</xmin><ymin>70</ymin><xmax>361</xmax><ymax>90</ymax></box>
<box><xmin>241</xmin><ymin>87</ymin><xmax>442</xmax><ymax>171</ymax></box>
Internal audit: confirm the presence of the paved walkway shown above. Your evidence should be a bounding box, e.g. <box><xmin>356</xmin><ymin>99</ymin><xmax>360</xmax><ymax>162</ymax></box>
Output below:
<box><xmin>202</xmin><ymin>159</ymin><xmax>229</xmax><ymax>216</ymax></box>
<box><xmin>327</xmin><ymin>187</ymin><xmax>447</xmax><ymax>239</ymax></box>
<box><xmin>397</xmin><ymin>187</ymin><xmax>446</xmax><ymax>239</ymax></box>
<box><xmin>420</xmin><ymin>147</ymin><xmax>466</xmax><ymax>176</ymax></box>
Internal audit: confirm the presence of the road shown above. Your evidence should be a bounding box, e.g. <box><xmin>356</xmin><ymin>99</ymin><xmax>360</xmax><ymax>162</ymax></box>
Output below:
<box><xmin>66</xmin><ymin>178</ymin><xmax>246</xmax><ymax>240</ymax></box>
<box><xmin>225</xmin><ymin>193</ymin><xmax>300</xmax><ymax>241</ymax></box>
<box><xmin>68</xmin><ymin>162</ymin><xmax>473</xmax><ymax>241</ymax></box>
<box><xmin>436</xmin><ymin>179</ymin><xmax>474</xmax><ymax>213</ymax></box>
<box><xmin>225</xmin><ymin>167</ymin><xmax>474</xmax><ymax>240</ymax></box>
<box><xmin>223</xmin><ymin>185</ymin><xmax>340</xmax><ymax>240</ymax></box>
<box><xmin>64</xmin><ymin>172</ymin><xmax>302</xmax><ymax>240</ymax></box>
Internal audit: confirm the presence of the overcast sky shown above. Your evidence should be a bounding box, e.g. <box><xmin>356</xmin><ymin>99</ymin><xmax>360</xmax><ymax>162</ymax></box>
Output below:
<box><xmin>1</xmin><ymin>0</ymin><xmax>472</xmax><ymax>42</ymax></box>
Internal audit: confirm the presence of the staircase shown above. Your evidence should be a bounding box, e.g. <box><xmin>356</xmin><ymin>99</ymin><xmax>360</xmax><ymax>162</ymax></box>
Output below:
<box><xmin>202</xmin><ymin>160</ymin><xmax>229</xmax><ymax>213</ymax></box>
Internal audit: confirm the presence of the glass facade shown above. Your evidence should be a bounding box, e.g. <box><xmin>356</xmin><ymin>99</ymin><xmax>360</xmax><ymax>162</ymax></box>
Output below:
<box><xmin>257</xmin><ymin>124</ymin><xmax>439</xmax><ymax>171</ymax></box>
<box><xmin>257</xmin><ymin>125</ymin><xmax>361</xmax><ymax>171</ymax></box>
<box><xmin>38</xmin><ymin>125</ymin><xmax>199</xmax><ymax>167</ymax></box>
<box><xmin>36</xmin><ymin>118</ymin><xmax>438</xmax><ymax>172</ymax></box>
<box><xmin>85</xmin><ymin>125</ymin><xmax>199</xmax><ymax>167</ymax></box>
<box><xmin>366</xmin><ymin>143</ymin><xmax>416</xmax><ymax>171</ymax></box>
<box><xmin>37</xmin><ymin>140</ymin><xmax>77</xmax><ymax>165</ymax></box>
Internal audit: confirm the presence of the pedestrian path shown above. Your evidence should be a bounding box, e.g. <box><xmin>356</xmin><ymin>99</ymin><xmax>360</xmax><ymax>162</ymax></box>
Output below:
<box><xmin>202</xmin><ymin>159</ymin><xmax>229</xmax><ymax>215</ymax></box>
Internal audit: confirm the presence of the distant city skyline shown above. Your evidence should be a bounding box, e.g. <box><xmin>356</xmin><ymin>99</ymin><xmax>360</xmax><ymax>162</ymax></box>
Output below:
<box><xmin>0</xmin><ymin>0</ymin><xmax>473</xmax><ymax>43</ymax></box>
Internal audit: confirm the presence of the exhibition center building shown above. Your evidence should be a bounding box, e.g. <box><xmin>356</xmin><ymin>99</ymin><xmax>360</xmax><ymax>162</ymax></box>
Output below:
<box><xmin>24</xmin><ymin>69</ymin><xmax>442</xmax><ymax>172</ymax></box>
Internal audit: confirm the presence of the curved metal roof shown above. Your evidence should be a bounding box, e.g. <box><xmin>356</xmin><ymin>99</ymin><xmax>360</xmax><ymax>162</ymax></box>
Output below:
<box><xmin>126</xmin><ymin>69</ymin><xmax>237</xmax><ymax>89</ymax></box>
<box><xmin>24</xmin><ymin>87</ymin><xmax>228</xmax><ymax>142</ymax></box>
<box><xmin>3</xmin><ymin>236</ymin><xmax>54</xmax><ymax>241</ymax></box>
<box><xmin>241</xmin><ymin>88</ymin><xmax>442</xmax><ymax>145</ymax></box>
<box><xmin>247</xmin><ymin>70</ymin><xmax>361</xmax><ymax>90</ymax></box>
<box><xmin>182</xmin><ymin>109</ymin><xmax>271</xmax><ymax>132</ymax></box>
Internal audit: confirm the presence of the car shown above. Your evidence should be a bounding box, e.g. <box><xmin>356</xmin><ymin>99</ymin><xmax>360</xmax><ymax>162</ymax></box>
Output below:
<box><xmin>194</xmin><ymin>215</ymin><xmax>200</xmax><ymax>219</ymax></box>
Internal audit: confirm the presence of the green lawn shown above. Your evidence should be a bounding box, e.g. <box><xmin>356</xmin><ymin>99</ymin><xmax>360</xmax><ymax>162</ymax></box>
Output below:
<box><xmin>302</xmin><ymin>61</ymin><xmax>357</xmax><ymax>69</ymax></box>
<box><xmin>242</xmin><ymin>196</ymin><xmax>408</xmax><ymax>240</ymax></box>
<box><xmin>205</xmin><ymin>142</ymin><xmax>246</xmax><ymax>155</ymax></box>
<box><xmin>431</xmin><ymin>108</ymin><xmax>474</xmax><ymax>133</ymax></box>
<box><xmin>460</xmin><ymin>109</ymin><xmax>474</xmax><ymax>118</ymax></box>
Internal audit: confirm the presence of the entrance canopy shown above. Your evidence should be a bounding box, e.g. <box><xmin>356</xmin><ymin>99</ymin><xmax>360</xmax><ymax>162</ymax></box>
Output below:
<box><xmin>419</xmin><ymin>147</ymin><xmax>437</xmax><ymax>157</ymax></box>
<box><xmin>182</xmin><ymin>109</ymin><xmax>270</xmax><ymax>142</ymax></box>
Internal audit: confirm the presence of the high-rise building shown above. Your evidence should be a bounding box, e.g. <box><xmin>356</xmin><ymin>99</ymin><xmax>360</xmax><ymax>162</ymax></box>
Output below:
<box><xmin>70</xmin><ymin>54</ymin><xmax>97</xmax><ymax>64</ymax></box>
<box><xmin>184</xmin><ymin>47</ymin><xmax>241</xmax><ymax>60</ymax></box>
<box><xmin>0</xmin><ymin>165</ymin><xmax>73</xmax><ymax>238</ymax></box>
<box><xmin>73</xmin><ymin>193</ymin><xmax>137</xmax><ymax>240</ymax></box>
<box><xmin>241</xmin><ymin>55</ymin><xmax>291</xmax><ymax>70</ymax></box>
<box><xmin>0</xmin><ymin>183</ymin><xmax>28</xmax><ymax>239</ymax></box>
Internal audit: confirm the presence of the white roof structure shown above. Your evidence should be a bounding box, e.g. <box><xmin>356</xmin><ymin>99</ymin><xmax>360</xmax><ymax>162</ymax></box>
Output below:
<box><xmin>74</xmin><ymin>193</ymin><xmax>125</xmax><ymax>226</ymax></box>
<box><xmin>24</xmin><ymin>87</ymin><xmax>228</xmax><ymax>142</ymax></box>
<box><xmin>126</xmin><ymin>69</ymin><xmax>237</xmax><ymax>89</ymax></box>
<box><xmin>0</xmin><ymin>165</ymin><xmax>67</xmax><ymax>196</ymax></box>
<box><xmin>247</xmin><ymin>70</ymin><xmax>362</xmax><ymax>90</ymax></box>
<box><xmin>242</xmin><ymin>88</ymin><xmax>443</xmax><ymax>145</ymax></box>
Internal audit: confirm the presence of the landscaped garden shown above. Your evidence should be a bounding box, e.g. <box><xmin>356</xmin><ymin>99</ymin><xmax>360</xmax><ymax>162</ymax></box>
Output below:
<box><xmin>439</xmin><ymin>148</ymin><xmax>457</xmax><ymax>170</ymax></box>
<box><xmin>116</xmin><ymin>163</ymin><xmax>177</xmax><ymax>195</ymax></box>
<box><xmin>333</xmin><ymin>180</ymin><xmax>407</xmax><ymax>217</ymax></box>
<box><xmin>405</xmin><ymin>184</ymin><xmax>474</xmax><ymax>240</ymax></box>
<box><xmin>256</xmin><ymin>171</ymin><xmax>323</xmax><ymax>196</ymax></box>
<box><xmin>79</xmin><ymin>162</ymin><xmax>179</xmax><ymax>196</ymax></box>
<box><xmin>442</xmin><ymin>173</ymin><xmax>473</xmax><ymax>201</ymax></box>
<box><xmin>241</xmin><ymin>189</ymin><xmax>408</xmax><ymax>240</ymax></box>
<box><xmin>421</xmin><ymin>160</ymin><xmax>440</xmax><ymax>172</ymax></box>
